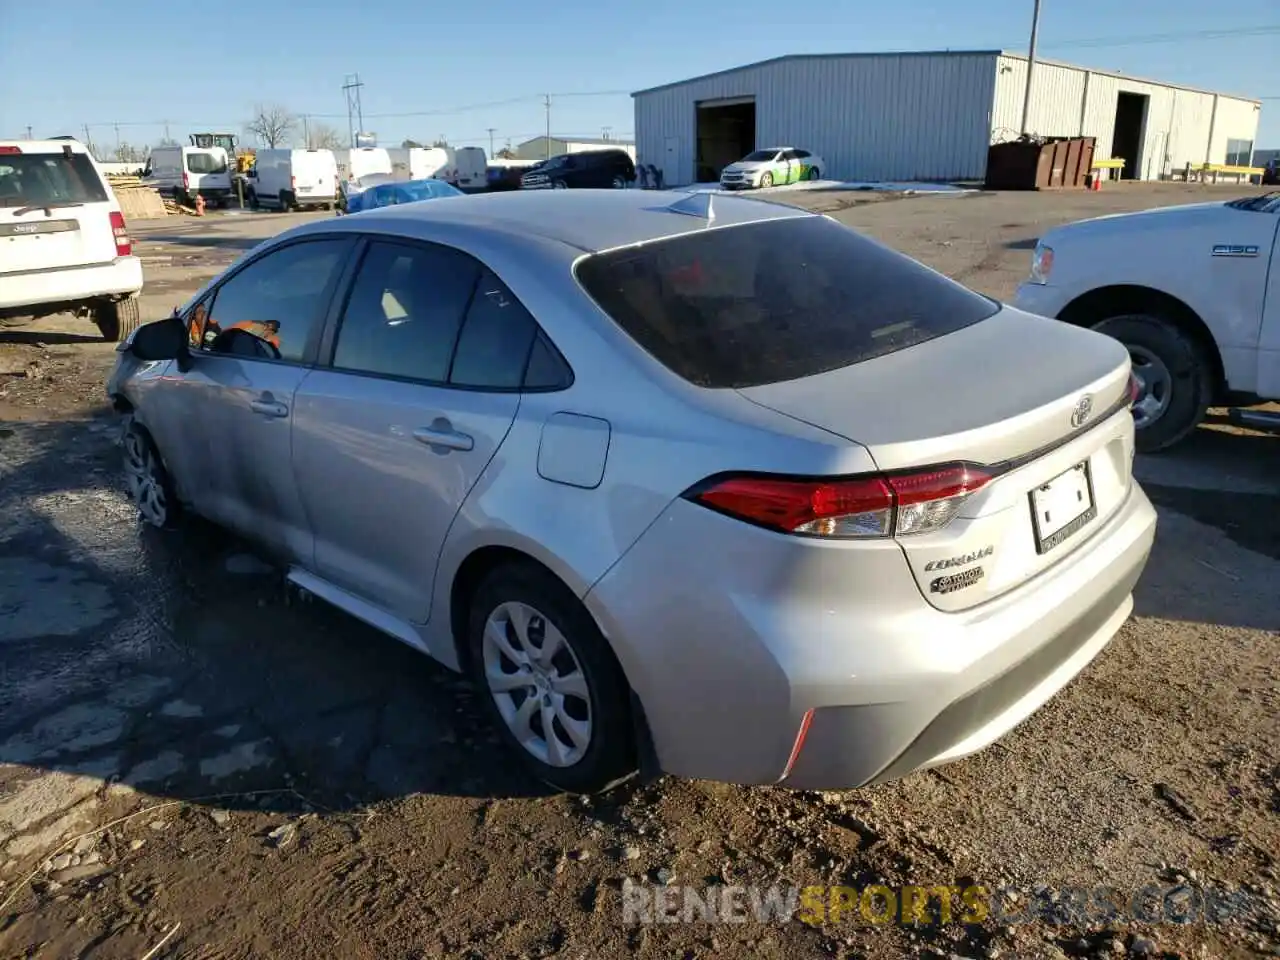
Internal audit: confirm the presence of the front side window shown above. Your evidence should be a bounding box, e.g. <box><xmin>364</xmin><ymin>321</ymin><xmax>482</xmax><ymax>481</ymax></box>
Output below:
<box><xmin>332</xmin><ymin>240</ymin><xmax>480</xmax><ymax>382</ymax></box>
<box><xmin>194</xmin><ymin>239</ymin><xmax>349</xmax><ymax>362</ymax></box>
<box><xmin>575</xmin><ymin>216</ymin><xmax>999</xmax><ymax>389</ymax></box>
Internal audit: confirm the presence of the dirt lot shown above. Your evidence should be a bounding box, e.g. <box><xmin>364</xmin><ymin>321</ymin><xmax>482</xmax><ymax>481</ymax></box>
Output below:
<box><xmin>0</xmin><ymin>184</ymin><xmax>1277</xmax><ymax>960</ymax></box>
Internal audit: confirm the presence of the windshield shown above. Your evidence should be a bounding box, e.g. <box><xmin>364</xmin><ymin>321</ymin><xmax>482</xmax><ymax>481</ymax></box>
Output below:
<box><xmin>0</xmin><ymin>151</ymin><xmax>109</xmax><ymax>208</ymax></box>
<box><xmin>185</xmin><ymin>152</ymin><xmax>228</xmax><ymax>174</ymax></box>
<box><xmin>742</xmin><ymin>150</ymin><xmax>779</xmax><ymax>163</ymax></box>
<box><xmin>575</xmin><ymin>216</ymin><xmax>1000</xmax><ymax>389</ymax></box>
<box><xmin>541</xmin><ymin>155</ymin><xmax>570</xmax><ymax>170</ymax></box>
<box><xmin>1226</xmin><ymin>192</ymin><xmax>1280</xmax><ymax>213</ymax></box>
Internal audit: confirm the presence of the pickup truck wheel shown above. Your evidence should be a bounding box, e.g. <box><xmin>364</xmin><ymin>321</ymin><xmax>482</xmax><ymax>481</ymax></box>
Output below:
<box><xmin>95</xmin><ymin>297</ymin><xmax>142</xmax><ymax>343</ymax></box>
<box><xmin>1092</xmin><ymin>313</ymin><xmax>1212</xmax><ymax>453</ymax></box>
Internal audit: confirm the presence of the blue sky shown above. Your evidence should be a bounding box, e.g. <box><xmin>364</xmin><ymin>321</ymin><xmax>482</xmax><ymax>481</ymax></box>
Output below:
<box><xmin>1</xmin><ymin>0</ymin><xmax>1275</xmax><ymax>155</ymax></box>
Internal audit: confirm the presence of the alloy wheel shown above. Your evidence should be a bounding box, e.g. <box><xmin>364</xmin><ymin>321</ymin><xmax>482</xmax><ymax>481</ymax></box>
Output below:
<box><xmin>1128</xmin><ymin>344</ymin><xmax>1173</xmax><ymax>430</ymax></box>
<box><xmin>122</xmin><ymin>427</ymin><xmax>169</xmax><ymax>527</ymax></box>
<box><xmin>481</xmin><ymin>601</ymin><xmax>592</xmax><ymax>768</ymax></box>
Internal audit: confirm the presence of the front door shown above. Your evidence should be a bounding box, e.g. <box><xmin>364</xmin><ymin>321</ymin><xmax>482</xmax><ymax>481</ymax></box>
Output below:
<box><xmin>1256</xmin><ymin>211</ymin><xmax>1280</xmax><ymax>397</ymax></box>
<box><xmin>177</xmin><ymin>236</ymin><xmax>354</xmax><ymax>559</ymax></box>
<box><xmin>292</xmin><ymin>239</ymin><xmax>525</xmax><ymax>623</ymax></box>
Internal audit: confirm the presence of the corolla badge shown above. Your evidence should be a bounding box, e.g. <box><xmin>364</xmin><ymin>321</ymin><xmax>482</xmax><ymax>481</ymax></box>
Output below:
<box><xmin>1070</xmin><ymin>395</ymin><xmax>1094</xmax><ymax>429</ymax></box>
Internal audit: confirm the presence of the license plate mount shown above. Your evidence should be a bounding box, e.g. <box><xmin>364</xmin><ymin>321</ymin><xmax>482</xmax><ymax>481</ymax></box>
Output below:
<box><xmin>1030</xmin><ymin>460</ymin><xmax>1097</xmax><ymax>554</ymax></box>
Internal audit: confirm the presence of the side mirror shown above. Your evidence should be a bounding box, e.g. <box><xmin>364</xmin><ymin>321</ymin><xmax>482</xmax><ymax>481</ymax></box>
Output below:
<box><xmin>130</xmin><ymin>314</ymin><xmax>192</xmax><ymax>369</ymax></box>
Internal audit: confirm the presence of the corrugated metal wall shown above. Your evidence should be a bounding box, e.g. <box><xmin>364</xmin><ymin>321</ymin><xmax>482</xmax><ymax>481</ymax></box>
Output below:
<box><xmin>633</xmin><ymin>53</ymin><xmax>998</xmax><ymax>185</ymax></box>
<box><xmin>994</xmin><ymin>55</ymin><xmax>1261</xmax><ymax>178</ymax></box>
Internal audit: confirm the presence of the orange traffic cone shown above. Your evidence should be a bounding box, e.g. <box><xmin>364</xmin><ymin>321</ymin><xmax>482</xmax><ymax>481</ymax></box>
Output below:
<box><xmin>195</xmin><ymin>194</ymin><xmax>206</xmax><ymax>216</ymax></box>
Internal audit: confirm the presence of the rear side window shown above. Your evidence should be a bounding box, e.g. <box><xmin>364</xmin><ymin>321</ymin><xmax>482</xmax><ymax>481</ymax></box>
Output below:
<box><xmin>0</xmin><ymin>152</ymin><xmax>108</xmax><ymax>207</ymax></box>
<box><xmin>449</xmin><ymin>270</ymin><xmax>539</xmax><ymax>390</ymax></box>
<box><xmin>332</xmin><ymin>240</ymin><xmax>480</xmax><ymax>383</ymax></box>
<box><xmin>574</xmin><ymin>216</ymin><xmax>999</xmax><ymax>389</ymax></box>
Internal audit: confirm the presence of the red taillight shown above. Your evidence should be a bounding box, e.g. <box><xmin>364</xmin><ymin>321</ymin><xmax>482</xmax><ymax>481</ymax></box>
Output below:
<box><xmin>687</xmin><ymin>464</ymin><xmax>994</xmax><ymax>539</ymax></box>
<box><xmin>291</xmin><ymin>175</ymin><xmax>296</xmax><ymax>188</ymax></box>
<box><xmin>109</xmin><ymin>210</ymin><xmax>131</xmax><ymax>257</ymax></box>
<box><xmin>0</xmin><ymin>145</ymin><xmax>22</xmax><ymax>155</ymax></box>
<box><xmin>182</xmin><ymin>172</ymin><xmax>189</xmax><ymax>189</ymax></box>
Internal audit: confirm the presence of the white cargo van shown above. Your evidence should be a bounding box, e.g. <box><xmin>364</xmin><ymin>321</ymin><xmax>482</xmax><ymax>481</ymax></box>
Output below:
<box><xmin>247</xmin><ymin>149</ymin><xmax>339</xmax><ymax>211</ymax></box>
<box><xmin>333</xmin><ymin>147</ymin><xmax>393</xmax><ymax>183</ymax></box>
<box><xmin>453</xmin><ymin>147</ymin><xmax>488</xmax><ymax>190</ymax></box>
<box><xmin>0</xmin><ymin>139</ymin><xmax>144</xmax><ymax>341</ymax></box>
<box><xmin>144</xmin><ymin>145</ymin><xmax>233</xmax><ymax>207</ymax></box>
<box><xmin>386</xmin><ymin>147</ymin><xmax>451</xmax><ymax>182</ymax></box>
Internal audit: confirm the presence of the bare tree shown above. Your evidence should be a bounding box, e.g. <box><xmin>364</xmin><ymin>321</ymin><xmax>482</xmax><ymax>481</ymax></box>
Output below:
<box><xmin>113</xmin><ymin>142</ymin><xmax>147</xmax><ymax>163</ymax></box>
<box><xmin>495</xmin><ymin>147</ymin><xmax>516</xmax><ymax>160</ymax></box>
<box><xmin>401</xmin><ymin>138</ymin><xmax>423</xmax><ymax>148</ymax></box>
<box><xmin>431</xmin><ymin>138</ymin><xmax>449</xmax><ymax>148</ymax></box>
<box><xmin>247</xmin><ymin>104</ymin><xmax>297</xmax><ymax>148</ymax></box>
<box><xmin>306</xmin><ymin>123</ymin><xmax>344</xmax><ymax>150</ymax></box>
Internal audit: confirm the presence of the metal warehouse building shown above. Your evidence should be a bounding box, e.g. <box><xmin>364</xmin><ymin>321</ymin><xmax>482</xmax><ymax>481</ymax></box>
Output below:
<box><xmin>632</xmin><ymin>50</ymin><xmax>1262</xmax><ymax>185</ymax></box>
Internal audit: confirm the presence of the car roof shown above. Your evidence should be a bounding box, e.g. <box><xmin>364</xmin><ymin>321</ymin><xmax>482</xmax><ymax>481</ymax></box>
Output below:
<box><xmin>332</xmin><ymin>188</ymin><xmax>815</xmax><ymax>254</ymax></box>
<box><xmin>0</xmin><ymin>139</ymin><xmax>92</xmax><ymax>155</ymax></box>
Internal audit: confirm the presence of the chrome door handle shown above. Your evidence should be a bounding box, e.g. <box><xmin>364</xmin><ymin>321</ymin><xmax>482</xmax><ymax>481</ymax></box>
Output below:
<box><xmin>250</xmin><ymin>399</ymin><xmax>289</xmax><ymax>418</ymax></box>
<box><xmin>413</xmin><ymin>427</ymin><xmax>474</xmax><ymax>451</ymax></box>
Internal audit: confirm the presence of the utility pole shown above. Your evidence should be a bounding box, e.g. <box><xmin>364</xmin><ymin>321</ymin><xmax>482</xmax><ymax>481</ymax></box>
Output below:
<box><xmin>1020</xmin><ymin>0</ymin><xmax>1042</xmax><ymax>136</ymax></box>
<box><xmin>25</xmin><ymin>125</ymin><xmax>33</xmax><ymax>140</ymax></box>
<box><xmin>82</xmin><ymin>124</ymin><xmax>93</xmax><ymax>156</ymax></box>
<box><xmin>487</xmin><ymin>127</ymin><xmax>496</xmax><ymax>155</ymax></box>
<box><xmin>544</xmin><ymin>94</ymin><xmax>551</xmax><ymax>160</ymax></box>
<box><xmin>113</xmin><ymin>122</ymin><xmax>121</xmax><ymax>154</ymax></box>
<box><xmin>342</xmin><ymin>73</ymin><xmax>365</xmax><ymax>147</ymax></box>
<box><xmin>302</xmin><ymin>114</ymin><xmax>311</xmax><ymax>147</ymax></box>
<box><xmin>163</xmin><ymin>120</ymin><xmax>170</xmax><ymax>143</ymax></box>
<box><xmin>601</xmin><ymin>126</ymin><xmax>611</xmax><ymax>141</ymax></box>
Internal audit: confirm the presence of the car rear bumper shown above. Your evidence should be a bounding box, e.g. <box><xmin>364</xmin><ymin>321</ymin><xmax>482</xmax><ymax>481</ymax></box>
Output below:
<box><xmin>0</xmin><ymin>257</ymin><xmax>144</xmax><ymax>311</ymax></box>
<box><xmin>584</xmin><ymin>478</ymin><xmax>1156</xmax><ymax>789</ymax></box>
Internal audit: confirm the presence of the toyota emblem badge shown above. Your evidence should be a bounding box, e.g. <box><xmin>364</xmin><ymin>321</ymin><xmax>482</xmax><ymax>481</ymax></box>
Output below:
<box><xmin>1070</xmin><ymin>395</ymin><xmax>1094</xmax><ymax>429</ymax></box>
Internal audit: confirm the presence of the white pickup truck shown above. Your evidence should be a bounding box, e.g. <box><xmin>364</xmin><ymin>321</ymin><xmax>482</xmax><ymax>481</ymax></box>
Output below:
<box><xmin>1013</xmin><ymin>192</ymin><xmax>1280</xmax><ymax>451</ymax></box>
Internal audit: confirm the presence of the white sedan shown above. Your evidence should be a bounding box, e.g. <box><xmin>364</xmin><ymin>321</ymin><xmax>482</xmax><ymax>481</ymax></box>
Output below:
<box><xmin>719</xmin><ymin>147</ymin><xmax>825</xmax><ymax>190</ymax></box>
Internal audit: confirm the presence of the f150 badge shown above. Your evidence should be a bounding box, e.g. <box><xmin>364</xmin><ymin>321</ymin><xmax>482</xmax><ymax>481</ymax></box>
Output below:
<box><xmin>1211</xmin><ymin>244</ymin><xmax>1260</xmax><ymax>258</ymax></box>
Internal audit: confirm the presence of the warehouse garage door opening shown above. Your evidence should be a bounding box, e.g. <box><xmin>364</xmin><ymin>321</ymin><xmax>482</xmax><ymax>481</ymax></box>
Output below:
<box><xmin>696</xmin><ymin>98</ymin><xmax>755</xmax><ymax>183</ymax></box>
<box><xmin>1112</xmin><ymin>92</ymin><xmax>1149</xmax><ymax>180</ymax></box>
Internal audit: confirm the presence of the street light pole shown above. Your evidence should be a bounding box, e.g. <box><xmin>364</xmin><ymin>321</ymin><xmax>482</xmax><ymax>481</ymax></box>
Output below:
<box><xmin>1020</xmin><ymin>0</ymin><xmax>1042</xmax><ymax>137</ymax></box>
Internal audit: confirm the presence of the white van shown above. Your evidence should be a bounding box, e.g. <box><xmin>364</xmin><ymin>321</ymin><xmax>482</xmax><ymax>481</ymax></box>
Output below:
<box><xmin>386</xmin><ymin>147</ymin><xmax>451</xmax><ymax>182</ymax></box>
<box><xmin>453</xmin><ymin>147</ymin><xmax>488</xmax><ymax>190</ymax></box>
<box><xmin>333</xmin><ymin>147</ymin><xmax>393</xmax><ymax>184</ymax></box>
<box><xmin>0</xmin><ymin>139</ymin><xmax>144</xmax><ymax>341</ymax></box>
<box><xmin>248</xmin><ymin>149</ymin><xmax>339</xmax><ymax>211</ymax></box>
<box><xmin>145</xmin><ymin>145</ymin><xmax>233</xmax><ymax>207</ymax></box>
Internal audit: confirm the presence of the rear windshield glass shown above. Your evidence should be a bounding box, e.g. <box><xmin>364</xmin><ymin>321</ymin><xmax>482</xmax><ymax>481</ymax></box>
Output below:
<box><xmin>186</xmin><ymin>152</ymin><xmax>228</xmax><ymax>174</ymax></box>
<box><xmin>574</xmin><ymin>216</ymin><xmax>999</xmax><ymax>389</ymax></box>
<box><xmin>0</xmin><ymin>152</ymin><xmax>109</xmax><ymax>207</ymax></box>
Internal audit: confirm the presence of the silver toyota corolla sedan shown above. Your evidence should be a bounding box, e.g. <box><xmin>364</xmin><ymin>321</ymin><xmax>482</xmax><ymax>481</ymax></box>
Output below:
<box><xmin>107</xmin><ymin>189</ymin><xmax>1157</xmax><ymax>794</ymax></box>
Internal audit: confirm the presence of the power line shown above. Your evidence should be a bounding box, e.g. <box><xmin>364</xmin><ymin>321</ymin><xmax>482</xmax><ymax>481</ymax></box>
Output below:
<box><xmin>1041</xmin><ymin>23</ymin><xmax>1280</xmax><ymax>51</ymax></box>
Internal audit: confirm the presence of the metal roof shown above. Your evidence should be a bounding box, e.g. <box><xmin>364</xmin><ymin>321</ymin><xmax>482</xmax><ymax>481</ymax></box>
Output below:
<box><xmin>630</xmin><ymin>49</ymin><xmax>1262</xmax><ymax>104</ymax></box>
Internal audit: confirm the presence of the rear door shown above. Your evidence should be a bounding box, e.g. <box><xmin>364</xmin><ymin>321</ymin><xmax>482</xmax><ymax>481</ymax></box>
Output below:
<box><xmin>0</xmin><ymin>145</ymin><xmax>118</xmax><ymax>276</ymax></box>
<box><xmin>292</xmin><ymin>238</ymin><xmax>526</xmax><ymax>623</ymax></box>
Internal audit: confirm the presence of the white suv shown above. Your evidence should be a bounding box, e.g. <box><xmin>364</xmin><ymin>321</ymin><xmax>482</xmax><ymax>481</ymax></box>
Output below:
<box><xmin>0</xmin><ymin>138</ymin><xmax>144</xmax><ymax>341</ymax></box>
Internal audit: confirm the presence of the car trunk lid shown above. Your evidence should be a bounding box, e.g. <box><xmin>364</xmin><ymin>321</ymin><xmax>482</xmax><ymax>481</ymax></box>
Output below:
<box><xmin>738</xmin><ymin>308</ymin><xmax>1136</xmax><ymax>610</ymax></box>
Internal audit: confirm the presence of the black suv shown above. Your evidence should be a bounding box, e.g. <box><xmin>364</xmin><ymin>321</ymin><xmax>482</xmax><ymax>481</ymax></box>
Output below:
<box><xmin>520</xmin><ymin>149</ymin><xmax>636</xmax><ymax>190</ymax></box>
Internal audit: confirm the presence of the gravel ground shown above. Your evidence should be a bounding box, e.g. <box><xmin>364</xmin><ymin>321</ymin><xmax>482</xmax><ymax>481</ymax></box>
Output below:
<box><xmin>0</xmin><ymin>185</ymin><xmax>1276</xmax><ymax>960</ymax></box>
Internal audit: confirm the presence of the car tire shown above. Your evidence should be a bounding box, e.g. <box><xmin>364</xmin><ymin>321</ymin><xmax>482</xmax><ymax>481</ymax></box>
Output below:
<box><xmin>760</xmin><ymin>171</ymin><xmax>774</xmax><ymax>188</ymax></box>
<box><xmin>121</xmin><ymin>417</ymin><xmax>181</xmax><ymax>530</ymax></box>
<box><xmin>611</xmin><ymin>175</ymin><xmax>626</xmax><ymax>189</ymax></box>
<box><xmin>95</xmin><ymin>297</ymin><xmax>142</xmax><ymax>343</ymax></box>
<box><xmin>1092</xmin><ymin>313</ymin><xmax>1213</xmax><ymax>453</ymax></box>
<box><xmin>807</xmin><ymin>166</ymin><xmax>821</xmax><ymax>181</ymax></box>
<box><xmin>552</xmin><ymin>180</ymin><xmax>568</xmax><ymax>190</ymax></box>
<box><xmin>247</xmin><ymin>189</ymin><xmax>260</xmax><ymax>210</ymax></box>
<box><xmin>467</xmin><ymin>561</ymin><xmax>636</xmax><ymax>794</ymax></box>
<box><xmin>278</xmin><ymin>190</ymin><xmax>293</xmax><ymax>212</ymax></box>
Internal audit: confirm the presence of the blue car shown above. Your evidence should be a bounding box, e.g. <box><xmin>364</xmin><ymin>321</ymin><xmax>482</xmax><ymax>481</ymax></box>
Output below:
<box><xmin>344</xmin><ymin>178</ymin><xmax>463</xmax><ymax>214</ymax></box>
